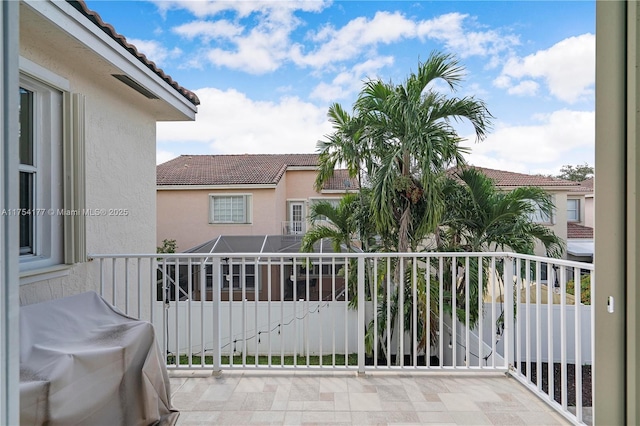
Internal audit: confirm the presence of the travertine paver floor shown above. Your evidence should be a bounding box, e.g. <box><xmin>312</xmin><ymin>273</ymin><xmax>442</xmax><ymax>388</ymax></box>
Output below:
<box><xmin>169</xmin><ymin>371</ymin><xmax>571</xmax><ymax>425</ymax></box>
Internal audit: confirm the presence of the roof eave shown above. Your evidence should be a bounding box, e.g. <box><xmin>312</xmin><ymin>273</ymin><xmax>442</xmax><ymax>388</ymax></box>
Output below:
<box><xmin>320</xmin><ymin>189</ymin><xmax>359</xmax><ymax>194</ymax></box>
<box><xmin>27</xmin><ymin>0</ymin><xmax>197</xmax><ymax>121</ymax></box>
<box><xmin>157</xmin><ymin>184</ymin><xmax>278</xmax><ymax>190</ymax></box>
<box><xmin>286</xmin><ymin>166</ymin><xmax>319</xmax><ymax>171</ymax></box>
<box><xmin>496</xmin><ymin>185</ymin><xmax>579</xmax><ymax>191</ymax></box>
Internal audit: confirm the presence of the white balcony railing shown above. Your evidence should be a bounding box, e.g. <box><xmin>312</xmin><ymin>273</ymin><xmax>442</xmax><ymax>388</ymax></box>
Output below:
<box><xmin>90</xmin><ymin>251</ymin><xmax>594</xmax><ymax>425</ymax></box>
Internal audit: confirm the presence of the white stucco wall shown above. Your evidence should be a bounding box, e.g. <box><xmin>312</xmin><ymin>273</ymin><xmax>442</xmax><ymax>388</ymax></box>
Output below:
<box><xmin>17</xmin><ymin>4</ymin><xmax>176</xmax><ymax>305</ymax></box>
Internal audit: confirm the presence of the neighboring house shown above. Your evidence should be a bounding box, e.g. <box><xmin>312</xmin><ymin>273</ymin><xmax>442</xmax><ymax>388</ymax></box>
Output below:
<box><xmin>16</xmin><ymin>0</ymin><xmax>198</xmax><ymax>305</ymax></box>
<box><xmin>470</xmin><ymin>167</ymin><xmax>593</xmax><ymax>259</ymax></box>
<box><xmin>156</xmin><ymin>154</ymin><xmax>358</xmax><ymax>251</ymax></box>
<box><xmin>565</xmin><ymin>177</ymin><xmax>594</xmax><ymax>262</ymax></box>
<box><xmin>578</xmin><ymin>176</ymin><xmax>595</xmax><ymax>228</ymax></box>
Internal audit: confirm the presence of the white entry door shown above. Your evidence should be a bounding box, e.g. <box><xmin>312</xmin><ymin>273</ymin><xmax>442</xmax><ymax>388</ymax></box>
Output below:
<box><xmin>290</xmin><ymin>202</ymin><xmax>304</xmax><ymax>234</ymax></box>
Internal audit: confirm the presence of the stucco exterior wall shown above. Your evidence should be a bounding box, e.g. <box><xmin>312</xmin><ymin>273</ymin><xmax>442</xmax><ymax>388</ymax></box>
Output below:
<box><xmin>284</xmin><ymin>169</ymin><xmax>351</xmax><ymax>223</ymax></box>
<box><xmin>584</xmin><ymin>195</ymin><xmax>595</xmax><ymax>228</ymax></box>
<box><xmin>274</xmin><ymin>172</ymin><xmax>288</xmax><ymax>229</ymax></box>
<box><xmin>284</xmin><ymin>170</ymin><xmax>320</xmax><ymax>199</ymax></box>
<box><xmin>158</xmin><ymin>187</ymin><xmax>282</xmax><ymax>251</ymax></box>
<box><xmin>18</xmin><ymin>14</ymin><xmax>157</xmax><ymax>304</ymax></box>
<box><xmin>528</xmin><ymin>191</ymin><xmax>568</xmax><ymax>257</ymax></box>
<box><xmin>157</xmin><ymin>169</ymin><xmax>353</xmax><ymax>251</ymax></box>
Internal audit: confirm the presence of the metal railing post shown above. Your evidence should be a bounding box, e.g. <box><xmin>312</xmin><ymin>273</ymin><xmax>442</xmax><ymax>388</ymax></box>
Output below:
<box><xmin>357</xmin><ymin>256</ymin><xmax>365</xmax><ymax>374</ymax></box>
<box><xmin>503</xmin><ymin>256</ymin><xmax>515</xmax><ymax>370</ymax></box>
<box><xmin>212</xmin><ymin>257</ymin><xmax>221</xmax><ymax>373</ymax></box>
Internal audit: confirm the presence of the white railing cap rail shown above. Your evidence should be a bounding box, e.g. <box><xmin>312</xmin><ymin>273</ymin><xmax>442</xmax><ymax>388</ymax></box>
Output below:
<box><xmin>88</xmin><ymin>251</ymin><xmax>593</xmax><ymax>269</ymax></box>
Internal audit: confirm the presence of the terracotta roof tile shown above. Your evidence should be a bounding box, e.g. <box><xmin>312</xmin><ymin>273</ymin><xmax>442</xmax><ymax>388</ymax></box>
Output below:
<box><xmin>67</xmin><ymin>0</ymin><xmax>199</xmax><ymax>106</ymax></box>
<box><xmin>453</xmin><ymin>166</ymin><xmax>581</xmax><ymax>189</ymax></box>
<box><xmin>157</xmin><ymin>154</ymin><xmax>320</xmax><ymax>186</ymax></box>
<box><xmin>321</xmin><ymin>169</ymin><xmax>359</xmax><ymax>191</ymax></box>
<box><xmin>567</xmin><ymin>222</ymin><xmax>594</xmax><ymax>239</ymax></box>
<box><xmin>158</xmin><ymin>154</ymin><xmax>359</xmax><ymax>190</ymax></box>
<box><xmin>574</xmin><ymin>177</ymin><xmax>594</xmax><ymax>192</ymax></box>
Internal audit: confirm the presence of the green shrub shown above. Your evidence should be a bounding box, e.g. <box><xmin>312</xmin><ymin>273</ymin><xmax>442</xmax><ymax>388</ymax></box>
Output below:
<box><xmin>157</xmin><ymin>238</ymin><xmax>177</xmax><ymax>254</ymax></box>
<box><xmin>566</xmin><ymin>274</ymin><xmax>591</xmax><ymax>305</ymax></box>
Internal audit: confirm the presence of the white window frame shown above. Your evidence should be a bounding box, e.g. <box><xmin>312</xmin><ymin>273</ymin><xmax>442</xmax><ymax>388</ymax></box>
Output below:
<box><xmin>309</xmin><ymin>197</ymin><xmax>341</xmax><ymax>222</ymax></box>
<box><xmin>567</xmin><ymin>198</ymin><xmax>580</xmax><ymax>222</ymax></box>
<box><xmin>528</xmin><ymin>199</ymin><xmax>554</xmax><ymax>225</ymax></box>
<box><xmin>18</xmin><ymin>75</ymin><xmax>64</xmax><ymax>271</ymax></box>
<box><xmin>18</xmin><ymin>62</ymin><xmax>86</xmax><ymax>276</ymax></box>
<box><xmin>209</xmin><ymin>194</ymin><xmax>251</xmax><ymax>224</ymax></box>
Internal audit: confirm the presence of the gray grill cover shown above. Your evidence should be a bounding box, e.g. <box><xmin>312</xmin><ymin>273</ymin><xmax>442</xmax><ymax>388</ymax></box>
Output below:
<box><xmin>20</xmin><ymin>292</ymin><xmax>177</xmax><ymax>425</ymax></box>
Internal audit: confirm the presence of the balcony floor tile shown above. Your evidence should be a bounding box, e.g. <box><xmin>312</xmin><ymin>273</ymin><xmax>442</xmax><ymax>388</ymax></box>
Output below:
<box><xmin>171</xmin><ymin>371</ymin><xmax>572</xmax><ymax>425</ymax></box>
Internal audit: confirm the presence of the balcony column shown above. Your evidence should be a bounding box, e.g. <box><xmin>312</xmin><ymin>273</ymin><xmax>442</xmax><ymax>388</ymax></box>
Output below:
<box><xmin>0</xmin><ymin>1</ymin><xmax>20</xmax><ymax>424</ymax></box>
<box><xmin>625</xmin><ymin>2</ymin><xmax>640</xmax><ymax>422</ymax></box>
<box><xmin>595</xmin><ymin>1</ymin><xmax>637</xmax><ymax>423</ymax></box>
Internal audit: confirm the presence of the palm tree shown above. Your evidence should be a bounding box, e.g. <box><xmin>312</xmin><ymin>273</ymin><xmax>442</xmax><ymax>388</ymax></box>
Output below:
<box><xmin>439</xmin><ymin>167</ymin><xmax>564</xmax><ymax>257</ymax></box>
<box><xmin>316</xmin><ymin>53</ymin><xmax>493</xmax><ymax>363</ymax></box>
<box><xmin>316</xmin><ymin>52</ymin><xmax>493</xmax><ymax>254</ymax></box>
<box><xmin>435</xmin><ymin>167</ymin><xmax>565</xmax><ymax>327</ymax></box>
<box><xmin>355</xmin><ymin>51</ymin><xmax>493</xmax><ymax>253</ymax></box>
<box><xmin>301</xmin><ymin>194</ymin><xmax>378</xmax><ymax>306</ymax></box>
<box><xmin>315</xmin><ymin>104</ymin><xmax>370</xmax><ymax>194</ymax></box>
<box><xmin>300</xmin><ymin>193</ymin><xmax>360</xmax><ymax>253</ymax></box>
<box><xmin>315</xmin><ymin>104</ymin><xmax>377</xmax><ymax>254</ymax></box>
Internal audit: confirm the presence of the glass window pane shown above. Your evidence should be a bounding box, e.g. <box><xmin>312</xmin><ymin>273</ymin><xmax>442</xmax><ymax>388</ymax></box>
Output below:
<box><xmin>528</xmin><ymin>201</ymin><xmax>551</xmax><ymax>223</ymax></box>
<box><xmin>212</xmin><ymin>195</ymin><xmax>246</xmax><ymax>223</ymax></box>
<box><xmin>567</xmin><ymin>199</ymin><xmax>579</xmax><ymax>221</ymax></box>
<box><xmin>19</xmin><ymin>172</ymin><xmax>34</xmax><ymax>254</ymax></box>
<box><xmin>19</xmin><ymin>88</ymin><xmax>34</xmax><ymax>166</ymax></box>
<box><xmin>232</xmin><ymin>196</ymin><xmax>244</xmax><ymax>222</ymax></box>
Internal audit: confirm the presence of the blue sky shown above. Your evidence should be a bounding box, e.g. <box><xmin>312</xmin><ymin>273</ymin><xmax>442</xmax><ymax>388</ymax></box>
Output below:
<box><xmin>86</xmin><ymin>0</ymin><xmax>595</xmax><ymax>175</ymax></box>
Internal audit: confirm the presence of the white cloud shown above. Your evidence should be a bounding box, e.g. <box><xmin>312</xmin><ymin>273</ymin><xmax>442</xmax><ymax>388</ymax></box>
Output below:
<box><xmin>496</xmin><ymin>33</ymin><xmax>595</xmax><ymax>103</ymax></box>
<box><xmin>127</xmin><ymin>38</ymin><xmax>182</xmax><ymax>66</ymax></box>
<box><xmin>161</xmin><ymin>1</ymin><xmax>332</xmax><ymax>74</ymax></box>
<box><xmin>164</xmin><ymin>3</ymin><xmax>517</xmax><ymax>75</ymax></box>
<box><xmin>464</xmin><ymin>83</ymin><xmax>490</xmax><ymax>98</ymax></box>
<box><xmin>310</xmin><ymin>56</ymin><xmax>394</xmax><ymax>102</ymax></box>
<box><xmin>461</xmin><ymin>109</ymin><xmax>594</xmax><ymax>173</ymax></box>
<box><xmin>291</xmin><ymin>11</ymin><xmax>415</xmax><ymax>68</ymax></box>
<box><xmin>508</xmin><ymin>80</ymin><xmax>539</xmax><ymax>97</ymax></box>
<box><xmin>416</xmin><ymin>13</ymin><xmax>519</xmax><ymax>58</ymax></box>
<box><xmin>493</xmin><ymin>75</ymin><xmax>511</xmax><ymax>89</ymax></box>
<box><xmin>172</xmin><ymin>20</ymin><xmax>244</xmax><ymax>42</ymax></box>
<box><xmin>204</xmin><ymin>23</ymin><xmax>292</xmax><ymax>73</ymax></box>
<box><xmin>157</xmin><ymin>149</ymin><xmax>178</xmax><ymax>165</ymax></box>
<box><xmin>293</xmin><ymin>10</ymin><xmax>518</xmax><ymax>70</ymax></box>
<box><xmin>154</xmin><ymin>0</ymin><xmax>329</xmax><ymax>19</ymax></box>
<box><xmin>156</xmin><ymin>87</ymin><xmax>332</xmax><ymax>154</ymax></box>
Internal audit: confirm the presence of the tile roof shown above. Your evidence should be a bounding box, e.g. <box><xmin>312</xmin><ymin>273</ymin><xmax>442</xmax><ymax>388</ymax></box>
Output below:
<box><xmin>158</xmin><ymin>154</ymin><xmax>356</xmax><ymax>191</ymax></box>
<box><xmin>67</xmin><ymin>0</ymin><xmax>199</xmax><ymax>106</ymax></box>
<box><xmin>575</xmin><ymin>177</ymin><xmax>594</xmax><ymax>192</ymax></box>
<box><xmin>321</xmin><ymin>169</ymin><xmax>359</xmax><ymax>191</ymax></box>
<box><xmin>567</xmin><ymin>222</ymin><xmax>594</xmax><ymax>239</ymax></box>
<box><xmin>455</xmin><ymin>166</ymin><xmax>581</xmax><ymax>189</ymax></box>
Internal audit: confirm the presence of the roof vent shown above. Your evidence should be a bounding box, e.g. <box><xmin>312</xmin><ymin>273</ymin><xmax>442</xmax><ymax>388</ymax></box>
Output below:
<box><xmin>112</xmin><ymin>74</ymin><xmax>159</xmax><ymax>99</ymax></box>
